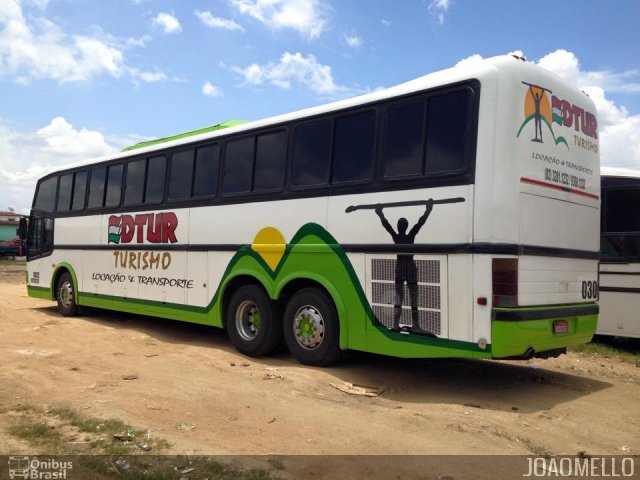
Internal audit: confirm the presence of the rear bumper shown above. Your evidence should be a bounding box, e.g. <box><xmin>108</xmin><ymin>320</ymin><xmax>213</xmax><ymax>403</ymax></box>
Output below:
<box><xmin>491</xmin><ymin>303</ymin><xmax>598</xmax><ymax>358</ymax></box>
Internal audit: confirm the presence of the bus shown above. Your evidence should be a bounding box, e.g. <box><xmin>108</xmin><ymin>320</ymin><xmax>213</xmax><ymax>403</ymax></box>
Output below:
<box><xmin>598</xmin><ymin>168</ymin><xmax>640</xmax><ymax>338</ymax></box>
<box><xmin>21</xmin><ymin>55</ymin><xmax>601</xmax><ymax>366</ymax></box>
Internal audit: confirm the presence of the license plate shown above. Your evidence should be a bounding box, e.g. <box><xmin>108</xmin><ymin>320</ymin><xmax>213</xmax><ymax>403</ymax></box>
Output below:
<box><xmin>553</xmin><ymin>319</ymin><xmax>569</xmax><ymax>334</ymax></box>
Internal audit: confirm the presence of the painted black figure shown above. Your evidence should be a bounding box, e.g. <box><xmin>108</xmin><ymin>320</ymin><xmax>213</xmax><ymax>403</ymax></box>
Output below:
<box><xmin>375</xmin><ymin>200</ymin><xmax>433</xmax><ymax>333</ymax></box>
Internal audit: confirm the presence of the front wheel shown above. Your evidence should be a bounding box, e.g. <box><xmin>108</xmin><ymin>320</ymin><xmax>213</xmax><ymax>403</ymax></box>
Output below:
<box><xmin>56</xmin><ymin>272</ymin><xmax>79</xmax><ymax>316</ymax></box>
<box><xmin>283</xmin><ymin>288</ymin><xmax>342</xmax><ymax>366</ymax></box>
<box><xmin>226</xmin><ymin>284</ymin><xmax>282</xmax><ymax>357</ymax></box>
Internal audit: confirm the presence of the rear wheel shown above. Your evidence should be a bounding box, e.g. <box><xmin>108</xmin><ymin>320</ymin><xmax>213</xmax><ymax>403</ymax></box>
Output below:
<box><xmin>56</xmin><ymin>272</ymin><xmax>78</xmax><ymax>316</ymax></box>
<box><xmin>283</xmin><ymin>288</ymin><xmax>341</xmax><ymax>366</ymax></box>
<box><xmin>226</xmin><ymin>284</ymin><xmax>282</xmax><ymax>357</ymax></box>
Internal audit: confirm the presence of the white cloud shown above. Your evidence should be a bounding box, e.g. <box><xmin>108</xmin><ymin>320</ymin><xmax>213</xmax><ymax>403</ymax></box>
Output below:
<box><xmin>0</xmin><ymin>0</ymin><xmax>168</xmax><ymax>84</ymax></box>
<box><xmin>428</xmin><ymin>0</ymin><xmax>452</xmax><ymax>25</ymax></box>
<box><xmin>381</xmin><ymin>19</ymin><xmax>391</xmax><ymax>27</ymax></box>
<box><xmin>153</xmin><ymin>12</ymin><xmax>182</xmax><ymax>34</ymax></box>
<box><xmin>345</xmin><ymin>34</ymin><xmax>362</xmax><ymax>49</ymax></box>
<box><xmin>229</xmin><ymin>0</ymin><xmax>327</xmax><ymax>39</ymax></box>
<box><xmin>0</xmin><ymin>117</ymin><xmax>122</xmax><ymax>212</ymax></box>
<box><xmin>225</xmin><ymin>51</ymin><xmax>341</xmax><ymax>94</ymax></box>
<box><xmin>195</xmin><ymin>10</ymin><xmax>244</xmax><ymax>31</ymax></box>
<box><xmin>456</xmin><ymin>50</ymin><xmax>640</xmax><ymax>171</ymax></box>
<box><xmin>202</xmin><ymin>81</ymin><xmax>224</xmax><ymax>97</ymax></box>
<box><xmin>0</xmin><ymin>1</ymin><xmax>125</xmax><ymax>83</ymax></box>
<box><xmin>536</xmin><ymin>49</ymin><xmax>640</xmax><ymax>170</ymax></box>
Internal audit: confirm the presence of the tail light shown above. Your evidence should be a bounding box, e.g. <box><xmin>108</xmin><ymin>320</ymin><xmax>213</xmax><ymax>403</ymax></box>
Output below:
<box><xmin>492</xmin><ymin>258</ymin><xmax>518</xmax><ymax>307</ymax></box>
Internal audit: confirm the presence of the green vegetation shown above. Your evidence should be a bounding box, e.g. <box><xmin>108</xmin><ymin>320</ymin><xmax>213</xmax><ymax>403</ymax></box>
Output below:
<box><xmin>570</xmin><ymin>336</ymin><xmax>640</xmax><ymax>366</ymax></box>
<box><xmin>2</xmin><ymin>403</ymin><xmax>169</xmax><ymax>455</ymax></box>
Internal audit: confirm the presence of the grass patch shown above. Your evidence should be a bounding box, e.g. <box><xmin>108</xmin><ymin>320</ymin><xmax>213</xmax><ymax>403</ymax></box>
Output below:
<box><xmin>570</xmin><ymin>336</ymin><xmax>640</xmax><ymax>366</ymax></box>
<box><xmin>72</xmin><ymin>456</ymin><xmax>280</xmax><ymax>479</ymax></box>
<box><xmin>1</xmin><ymin>403</ymin><xmax>169</xmax><ymax>455</ymax></box>
<box><xmin>516</xmin><ymin>436</ymin><xmax>554</xmax><ymax>458</ymax></box>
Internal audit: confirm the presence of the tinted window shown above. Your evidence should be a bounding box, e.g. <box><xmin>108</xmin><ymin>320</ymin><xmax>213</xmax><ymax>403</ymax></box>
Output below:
<box><xmin>254</xmin><ymin>131</ymin><xmax>287</xmax><ymax>192</ymax></box>
<box><xmin>193</xmin><ymin>144</ymin><xmax>220</xmax><ymax>197</ymax></box>
<box><xmin>57</xmin><ymin>174</ymin><xmax>73</xmax><ymax>212</ymax></box>
<box><xmin>87</xmin><ymin>166</ymin><xmax>106</xmax><ymax>208</ymax></box>
<box><xmin>292</xmin><ymin>120</ymin><xmax>331</xmax><ymax>187</ymax></box>
<box><xmin>27</xmin><ymin>215</ymin><xmax>42</xmax><ymax>256</ymax></box>
<box><xmin>105</xmin><ymin>164</ymin><xmax>123</xmax><ymax>207</ymax></box>
<box><xmin>72</xmin><ymin>171</ymin><xmax>88</xmax><ymax>211</ymax></box>
<box><xmin>43</xmin><ymin>217</ymin><xmax>54</xmax><ymax>252</ymax></box>
<box><xmin>224</xmin><ymin>137</ymin><xmax>254</xmax><ymax>194</ymax></box>
<box><xmin>426</xmin><ymin>90</ymin><xmax>471</xmax><ymax>173</ymax></box>
<box><xmin>604</xmin><ymin>188</ymin><xmax>640</xmax><ymax>233</ymax></box>
<box><xmin>124</xmin><ymin>159</ymin><xmax>145</xmax><ymax>205</ymax></box>
<box><xmin>169</xmin><ymin>150</ymin><xmax>194</xmax><ymax>201</ymax></box>
<box><xmin>332</xmin><ymin>110</ymin><xmax>376</xmax><ymax>183</ymax></box>
<box><xmin>384</xmin><ymin>99</ymin><xmax>425</xmax><ymax>178</ymax></box>
<box><xmin>34</xmin><ymin>177</ymin><xmax>58</xmax><ymax>212</ymax></box>
<box><xmin>144</xmin><ymin>155</ymin><xmax>166</xmax><ymax>204</ymax></box>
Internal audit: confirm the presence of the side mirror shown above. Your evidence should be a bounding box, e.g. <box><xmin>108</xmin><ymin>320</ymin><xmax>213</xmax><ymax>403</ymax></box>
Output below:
<box><xmin>18</xmin><ymin>217</ymin><xmax>28</xmax><ymax>240</ymax></box>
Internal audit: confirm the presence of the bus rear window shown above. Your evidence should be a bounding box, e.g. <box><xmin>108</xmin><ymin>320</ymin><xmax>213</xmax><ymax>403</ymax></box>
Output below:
<box><xmin>34</xmin><ymin>176</ymin><xmax>58</xmax><ymax>212</ymax></box>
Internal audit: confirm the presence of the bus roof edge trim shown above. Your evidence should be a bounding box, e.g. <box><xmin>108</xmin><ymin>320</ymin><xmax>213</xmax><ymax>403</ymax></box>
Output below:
<box><xmin>121</xmin><ymin>120</ymin><xmax>248</xmax><ymax>152</ymax></box>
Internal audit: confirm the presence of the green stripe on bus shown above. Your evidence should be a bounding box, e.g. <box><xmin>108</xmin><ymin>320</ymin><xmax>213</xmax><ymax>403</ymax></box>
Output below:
<box><xmin>27</xmin><ymin>286</ymin><xmax>52</xmax><ymax>300</ymax></box>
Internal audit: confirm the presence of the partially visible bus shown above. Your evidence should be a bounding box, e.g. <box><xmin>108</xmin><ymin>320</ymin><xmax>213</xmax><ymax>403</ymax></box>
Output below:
<box><xmin>598</xmin><ymin>168</ymin><xmax>640</xmax><ymax>338</ymax></box>
<box><xmin>22</xmin><ymin>55</ymin><xmax>601</xmax><ymax>366</ymax></box>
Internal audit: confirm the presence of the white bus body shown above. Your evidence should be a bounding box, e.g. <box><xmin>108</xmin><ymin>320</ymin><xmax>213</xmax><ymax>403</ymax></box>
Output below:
<box><xmin>25</xmin><ymin>56</ymin><xmax>601</xmax><ymax>365</ymax></box>
<box><xmin>598</xmin><ymin>168</ymin><xmax>640</xmax><ymax>338</ymax></box>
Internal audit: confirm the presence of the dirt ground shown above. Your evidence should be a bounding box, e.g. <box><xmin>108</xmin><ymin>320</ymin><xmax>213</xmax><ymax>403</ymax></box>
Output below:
<box><xmin>0</xmin><ymin>262</ymin><xmax>638</xmax><ymax>477</ymax></box>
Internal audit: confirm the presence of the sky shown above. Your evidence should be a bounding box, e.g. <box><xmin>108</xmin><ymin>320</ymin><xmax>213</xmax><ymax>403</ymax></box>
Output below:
<box><xmin>1</xmin><ymin>0</ymin><xmax>639</xmax><ymax>212</ymax></box>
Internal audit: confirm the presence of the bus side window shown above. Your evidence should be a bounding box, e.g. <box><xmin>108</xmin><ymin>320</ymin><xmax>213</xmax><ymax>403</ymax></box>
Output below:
<box><xmin>291</xmin><ymin>120</ymin><xmax>332</xmax><ymax>187</ymax></box>
<box><xmin>193</xmin><ymin>144</ymin><xmax>220</xmax><ymax>198</ymax></box>
<box><xmin>87</xmin><ymin>166</ymin><xmax>107</xmax><ymax>208</ymax></box>
<box><xmin>43</xmin><ymin>218</ymin><xmax>54</xmax><ymax>253</ymax></box>
<box><xmin>383</xmin><ymin>99</ymin><xmax>425</xmax><ymax>179</ymax></box>
<box><xmin>34</xmin><ymin>176</ymin><xmax>58</xmax><ymax>213</ymax></box>
<box><xmin>105</xmin><ymin>164</ymin><xmax>124</xmax><ymax>208</ymax></box>
<box><xmin>72</xmin><ymin>171</ymin><xmax>88</xmax><ymax>211</ymax></box>
<box><xmin>124</xmin><ymin>159</ymin><xmax>146</xmax><ymax>205</ymax></box>
<box><xmin>224</xmin><ymin>137</ymin><xmax>254</xmax><ymax>194</ymax></box>
<box><xmin>57</xmin><ymin>174</ymin><xmax>73</xmax><ymax>212</ymax></box>
<box><xmin>425</xmin><ymin>90</ymin><xmax>472</xmax><ymax>174</ymax></box>
<box><xmin>168</xmin><ymin>150</ymin><xmax>195</xmax><ymax>201</ymax></box>
<box><xmin>332</xmin><ymin>110</ymin><xmax>376</xmax><ymax>184</ymax></box>
<box><xmin>26</xmin><ymin>216</ymin><xmax>54</xmax><ymax>259</ymax></box>
<box><xmin>27</xmin><ymin>216</ymin><xmax>42</xmax><ymax>258</ymax></box>
<box><xmin>254</xmin><ymin>131</ymin><xmax>287</xmax><ymax>192</ymax></box>
<box><xmin>144</xmin><ymin>155</ymin><xmax>167</xmax><ymax>204</ymax></box>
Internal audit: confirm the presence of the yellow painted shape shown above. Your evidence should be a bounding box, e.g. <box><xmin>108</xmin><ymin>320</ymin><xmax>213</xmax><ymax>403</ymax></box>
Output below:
<box><xmin>251</xmin><ymin>227</ymin><xmax>286</xmax><ymax>271</ymax></box>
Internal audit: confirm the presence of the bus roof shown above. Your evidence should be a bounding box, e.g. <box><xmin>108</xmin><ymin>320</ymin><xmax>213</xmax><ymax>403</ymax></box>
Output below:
<box><xmin>36</xmin><ymin>54</ymin><xmax>590</xmax><ymax>178</ymax></box>
<box><xmin>601</xmin><ymin>166</ymin><xmax>640</xmax><ymax>178</ymax></box>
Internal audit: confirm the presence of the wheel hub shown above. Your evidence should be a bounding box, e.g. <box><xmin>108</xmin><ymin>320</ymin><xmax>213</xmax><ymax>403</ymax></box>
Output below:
<box><xmin>235</xmin><ymin>300</ymin><xmax>261</xmax><ymax>341</ymax></box>
<box><xmin>293</xmin><ymin>305</ymin><xmax>324</xmax><ymax>350</ymax></box>
<box><xmin>58</xmin><ymin>282</ymin><xmax>73</xmax><ymax>308</ymax></box>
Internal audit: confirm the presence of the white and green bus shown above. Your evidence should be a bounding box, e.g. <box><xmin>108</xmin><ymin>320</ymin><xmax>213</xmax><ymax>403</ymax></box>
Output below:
<box><xmin>598</xmin><ymin>168</ymin><xmax>640</xmax><ymax>338</ymax></box>
<box><xmin>22</xmin><ymin>55</ymin><xmax>601</xmax><ymax>366</ymax></box>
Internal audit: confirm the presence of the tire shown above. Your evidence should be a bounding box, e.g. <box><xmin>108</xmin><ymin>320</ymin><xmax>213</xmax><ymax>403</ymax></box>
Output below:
<box><xmin>56</xmin><ymin>272</ymin><xmax>79</xmax><ymax>316</ymax></box>
<box><xmin>283</xmin><ymin>288</ymin><xmax>342</xmax><ymax>366</ymax></box>
<box><xmin>226</xmin><ymin>284</ymin><xmax>282</xmax><ymax>357</ymax></box>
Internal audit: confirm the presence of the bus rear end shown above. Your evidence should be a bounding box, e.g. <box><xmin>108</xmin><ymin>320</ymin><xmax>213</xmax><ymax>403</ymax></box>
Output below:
<box><xmin>480</xmin><ymin>58</ymin><xmax>600</xmax><ymax>359</ymax></box>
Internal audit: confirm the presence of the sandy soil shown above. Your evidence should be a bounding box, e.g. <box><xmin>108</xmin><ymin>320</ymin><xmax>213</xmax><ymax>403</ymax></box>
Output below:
<box><xmin>0</xmin><ymin>262</ymin><xmax>638</xmax><ymax>477</ymax></box>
